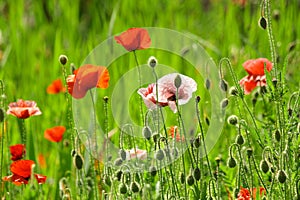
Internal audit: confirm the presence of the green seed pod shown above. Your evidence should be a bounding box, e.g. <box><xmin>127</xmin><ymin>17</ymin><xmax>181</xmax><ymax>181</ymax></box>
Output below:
<box><xmin>148</xmin><ymin>56</ymin><xmax>157</xmax><ymax>68</ymax></box>
<box><xmin>73</xmin><ymin>153</ymin><xmax>84</xmax><ymax>170</ymax></box>
<box><xmin>193</xmin><ymin>167</ymin><xmax>201</xmax><ymax>181</ymax></box>
<box><xmin>119</xmin><ymin>149</ymin><xmax>127</xmax><ymax>161</ymax></box>
<box><xmin>59</xmin><ymin>55</ymin><xmax>68</xmax><ymax>65</ymax></box>
<box><xmin>277</xmin><ymin>170</ymin><xmax>287</xmax><ymax>183</ymax></box>
<box><xmin>246</xmin><ymin>148</ymin><xmax>253</xmax><ymax>157</ymax></box>
<box><xmin>227</xmin><ymin>115</ymin><xmax>238</xmax><ymax>125</ymax></box>
<box><xmin>186</xmin><ymin>175</ymin><xmax>195</xmax><ymax>186</ymax></box>
<box><xmin>260</xmin><ymin>160</ymin><xmax>269</xmax><ymax>173</ymax></box>
<box><xmin>180</xmin><ymin>172</ymin><xmax>185</xmax><ymax>184</ymax></box>
<box><xmin>259</xmin><ymin>17</ymin><xmax>267</xmax><ymax>29</ymax></box>
<box><xmin>219</xmin><ymin>79</ymin><xmax>228</xmax><ymax>92</ymax></box>
<box><xmin>205</xmin><ymin>78</ymin><xmax>211</xmax><ymax>90</ymax></box>
<box><xmin>220</xmin><ymin>98</ymin><xmax>229</xmax><ymax>109</ymax></box>
<box><xmin>114</xmin><ymin>158</ymin><xmax>123</xmax><ymax>167</ymax></box>
<box><xmin>142</xmin><ymin>126</ymin><xmax>152</xmax><ymax>140</ymax></box>
<box><xmin>229</xmin><ymin>86</ymin><xmax>238</xmax><ymax>96</ymax></box>
<box><xmin>0</xmin><ymin>108</ymin><xmax>4</xmax><ymax>122</ymax></box>
<box><xmin>149</xmin><ymin>165</ymin><xmax>157</xmax><ymax>176</ymax></box>
<box><xmin>227</xmin><ymin>157</ymin><xmax>237</xmax><ymax>168</ymax></box>
<box><xmin>193</xmin><ymin>136</ymin><xmax>201</xmax><ymax>148</ymax></box>
<box><xmin>155</xmin><ymin>149</ymin><xmax>165</xmax><ymax>161</ymax></box>
<box><xmin>119</xmin><ymin>183</ymin><xmax>128</xmax><ymax>194</ymax></box>
<box><xmin>274</xmin><ymin>129</ymin><xmax>281</xmax><ymax>142</ymax></box>
<box><xmin>130</xmin><ymin>181</ymin><xmax>140</xmax><ymax>193</ymax></box>
<box><xmin>115</xmin><ymin>170</ymin><xmax>123</xmax><ymax>181</ymax></box>
<box><xmin>174</xmin><ymin>74</ymin><xmax>182</xmax><ymax>89</ymax></box>
<box><xmin>236</xmin><ymin>134</ymin><xmax>244</xmax><ymax>145</ymax></box>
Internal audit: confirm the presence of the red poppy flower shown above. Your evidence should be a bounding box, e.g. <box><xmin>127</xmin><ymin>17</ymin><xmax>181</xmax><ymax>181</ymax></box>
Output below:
<box><xmin>239</xmin><ymin>58</ymin><xmax>272</xmax><ymax>94</ymax></box>
<box><xmin>66</xmin><ymin>64</ymin><xmax>110</xmax><ymax>99</ymax></box>
<box><xmin>44</xmin><ymin>126</ymin><xmax>66</xmax><ymax>142</ymax></box>
<box><xmin>2</xmin><ymin>160</ymin><xmax>47</xmax><ymax>185</ymax></box>
<box><xmin>38</xmin><ymin>154</ymin><xmax>47</xmax><ymax>169</ymax></box>
<box><xmin>46</xmin><ymin>79</ymin><xmax>66</xmax><ymax>94</ymax></box>
<box><xmin>10</xmin><ymin>144</ymin><xmax>26</xmax><ymax>161</ymax></box>
<box><xmin>168</xmin><ymin>126</ymin><xmax>185</xmax><ymax>142</ymax></box>
<box><xmin>237</xmin><ymin>187</ymin><xmax>266</xmax><ymax>200</ymax></box>
<box><xmin>114</xmin><ymin>28</ymin><xmax>151</xmax><ymax>51</ymax></box>
<box><xmin>6</xmin><ymin>99</ymin><xmax>42</xmax><ymax>119</ymax></box>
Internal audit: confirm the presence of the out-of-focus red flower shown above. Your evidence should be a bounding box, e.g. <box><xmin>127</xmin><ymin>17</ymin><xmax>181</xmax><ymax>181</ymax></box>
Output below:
<box><xmin>239</xmin><ymin>58</ymin><xmax>272</xmax><ymax>94</ymax></box>
<box><xmin>38</xmin><ymin>154</ymin><xmax>47</xmax><ymax>169</ymax></box>
<box><xmin>2</xmin><ymin>160</ymin><xmax>46</xmax><ymax>185</ymax></box>
<box><xmin>114</xmin><ymin>28</ymin><xmax>151</xmax><ymax>51</ymax></box>
<box><xmin>10</xmin><ymin>144</ymin><xmax>26</xmax><ymax>161</ymax></box>
<box><xmin>168</xmin><ymin>126</ymin><xmax>185</xmax><ymax>142</ymax></box>
<box><xmin>232</xmin><ymin>0</ymin><xmax>247</xmax><ymax>6</ymax></box>
<box><xmin>46</xmin><ymin>79</ymin><xmax>66</xmax><ymax>94</ymax></box>
<box><xmin>44</xmin><ymin>126</ymin><xmax>66</xmax><ymax>142</ymax></box>
<box><xmin>237</xmin><ymin>187</ymin><xmax>266</xmax><ymax>200</ymax></box>
<box><xmin>66</xmin><ymin>64</ymin><xmax>110</xmax><ymax>99</ymax></box>
<box><xmin>6</xmin><ymin>99</ymin><xmax>42</xmax><ymax>119</ymax></box>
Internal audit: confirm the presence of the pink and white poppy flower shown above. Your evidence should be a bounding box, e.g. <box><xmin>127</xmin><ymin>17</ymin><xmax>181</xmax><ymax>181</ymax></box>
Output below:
<box><xmin>138</xmin><ymin>73</ymin><xmax>197</xmax><ymax>113</ymax></box>
<box><xmin>126</xmin><ymin>148</ymin><xmax>147</xmax><ymax>160</ymax></box>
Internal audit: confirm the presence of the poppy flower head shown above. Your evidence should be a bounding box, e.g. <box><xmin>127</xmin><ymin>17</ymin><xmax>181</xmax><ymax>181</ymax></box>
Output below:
<box><xmin>243</xmin><ymin>58</ymin><xmax>272</xmax><ymax>76</ymax></box>
<box><xmin>10</xmin><ymin>144</ymin><xmax>26</xmax><ymax>161</ymax></box>
<box><xmin>7</xmin><ymin>99</ymin><xmax>42</xmax><ymax>119</ymax></box>
<box><xmin>114</xmin><ymin>28</ymin><xmax>151</xmax><ymax>51</ymax></box>
<box><xmin>126</xmin><ymin>148</ymin><xmax>147</xmax><ymax>160</ymax></box>
<box><xmin>47</xmin><ymin>79</ymin><xmax>66</xmax><ymax>94</ymax></box>
<box><xmin>66</xmin><ymin>64</ymin><xmax>110</xmax><ymax>99</ymax></box>
<box><xmin>10</xmin><ymin>160</ymin><xmax>35</xmax><ymax>179</ymax></box>
<box><xmin>44</xmin><ymin>126</ymin><xmax>66</xmax><ymax>142</ymax></box>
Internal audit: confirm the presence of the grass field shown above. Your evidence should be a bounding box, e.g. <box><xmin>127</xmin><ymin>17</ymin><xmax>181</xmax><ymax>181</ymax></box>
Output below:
<box><xmin>0</xmin><ymin>0</ymin><xmax>300</xmax><ymax>199</ymax></box>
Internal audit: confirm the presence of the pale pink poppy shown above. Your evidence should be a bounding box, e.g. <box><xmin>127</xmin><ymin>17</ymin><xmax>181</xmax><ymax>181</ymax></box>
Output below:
<box><xmin>138</xmin><ymin>73</ymin><xmax>197</xmax><ymax>113</ymax></box>
<box><xmin>126</xmin><ymin>148</ymin><xmax>147</xmax><ymax>160</ymax></box>
<box><xmin>7</xmin><ymin>99</ymin><xmax>42</xmax><ymax>119</ymax></box>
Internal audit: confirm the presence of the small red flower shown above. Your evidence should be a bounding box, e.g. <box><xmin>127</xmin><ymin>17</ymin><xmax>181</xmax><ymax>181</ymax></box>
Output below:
<box><xmin>44</xmin><ymin>126</ymin><xmax>66</xmax><ymax>142</ymax></box>
<box><xmin>237</xmin><ymin>187</ymin><xmax>266</xmax><ymax>200</ymax></box>
<box><xmin>168</xmin><ymin>126</ymin><xmax>185</xmax><ymax>142</ymax></box>
<box><xmin>10</xmin><ymin>144</ymin><xmax>26</xmax><ymax>161</ymax></box>
<box><xmin>66</xmin><ymin>64</ymin><xmax>110</xmax><ymax>99</ymax></box>
<box><xmin>6</xmin><ymin>99</ymin><xmax>42</xmax><ymax>119</ymax></box>
<box><xmin>2</xmin><ymin>160</ymin><xmax>47</xmax><ymax>185</ymax></box>
<box><xmin>46</xmin><ymin>79</ymin><xmax>66</xmax><ymax>94</ymax></box>
<box><xmin>114</xmin><ymin>28</ymin><xmax>151</xmax><ymax>51</ymax></box>
<box><xmin>239</xmin><ymin>58</ymin><xmax>272</xmax><ymax>94</ymax></box>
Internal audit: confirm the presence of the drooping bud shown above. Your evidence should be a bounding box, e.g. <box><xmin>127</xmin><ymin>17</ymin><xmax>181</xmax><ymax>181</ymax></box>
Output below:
<box><xmin>205</xmin><ymin>78</ymin><xmax>211</xmax><ymax>90</ymax></box>
<box><xmin>227</xmin><ymin>115</ymin><xmax>238</xmax><ymax>126</ymax></box>
<box><xmin>130</xmin><ymin>181</ymin><xmax>140</xmax><ymax>193</ymax></box>
<box><xmin>174</xmin><ymin>74</ymin><xmax>182</xmax><ymax>89</ymax></box>
<box><xmin>149</xmin><ymin>165</ymin><xmax>157</xmax><ymax>176</ymax></box>
<box><xmin>187</xmin><ymin>174</ymin><xmax>195</xmax><ymax>186</ymax></box>
<box><xmin>236</xmin><ymin>134</ymin><xmax>244</xmax><ymax>145</ymax></box>
<box><xmin>115</xmin><ymin>170</ymin><xmax>123</xmax><ymax>181</ymax></box>
<box><xmin>148</xmin><ymin>56</ymin><xmax>157</xmax><ymax>68</ymax></box>
<box><xmin>155</xmin><ymin>149</ymin><xmax>165</xmax><ymax>161</ymax></box>
<box><xmin>142</xmin><ymin>126</ymin><xmax>152</xmax><ymax>140</ymax></box>
<box><xmin>193</xmin><ymin>136</ymin><xmax>201</xmax><ymax>148</ymax></box>
<box><xmin>119</xmin><ymin>149</ymin><xmax>127</xmax><ymax>161</ymax></box>
<box><xmin>0</xmin><ymin>108</ymin><xmax>4</xmax><ymax>122</ymax></box>
<box><xmin>259</xmin><ymin>17</ymin><xmax>267</xmax><ymax>29</ymax></box>
<box><xmin>73</xmin><ymin>153</ymin><xmax>84</xmax><ymax>170</ymax></box>
<box><xmin>219</xmin><ymin>79</ymin><xmax>228</xmax><ymax>92</ymax></box>
<box><xmin>220</xmin><ymin>98</ymin><xmax>229</xmax><ymax>109</ymax></box>
<box><xmin>274</xmin><ymin>129</ymin><xmax>281</xmax><ymax>142</ymax></box>
<box><xmin>277</xmin><ymin>170</ymin><xmax>287</xmax><ymax>183</ymax></box>
<box><xmin>193</xmin><ymin>167</ymin><xmax>201</xmax><ymax>181</ymax></box>
<box><xmin>260</xmin><ymin>160</ymin><xmax>270</xmax><ymax>173</ymax></box>
<box><xmin>227</xmin><ymin>157</ymin><xmax>237</xmax><ymax>168</ymax></box>
<box><xmin>114</xmin><ymin>158</ymin><xmax>123</xmax><ymax>166</ymax></box>
<box><xmin>59</xmin><ymin>55</ymin><xmax>68</xmax><ymax>65</ymax></box>
<box><xmin>180</xmin><ymin>172</ymin><xmax>185</xmax><ymax>184</ymax></box>
<box><xmin>119</xmin><ymin>183</ymin><xmax>128</xmax><ymax>194</ymax></box>
<box><xmin>229</xmin><ymin>86</ymin><xmax>238</xmax><ymax>96</ymax></box>
<box><xmin>246</xmin><ymin>148</ymin><xmax>253</xmax><ymax>157</ymax></box>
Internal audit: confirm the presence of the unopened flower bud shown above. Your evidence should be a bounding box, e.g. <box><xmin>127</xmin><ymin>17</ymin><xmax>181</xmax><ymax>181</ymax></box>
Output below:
<box><xmin>180</xmin><ymin>172</ymin><xmax>185</xmax><ymax>184</ymax></box>
<box><xmin>229</xmin><ymin>86</ymin><xmax>238</xmax><ymax>96</ymax></box>
<box><xmin>259</xmin><ymin>17</ymin><xmax>267</xmax><ymax>29</ymax></box>
<box><xmin>119</xmin><ymin>183</ymin><xmax>128</xmax><ymax>194</ymax></box>
<box><xmin>119</xmin><ymin>149</ymin><xmax>127</xmax><ymax>161</ymax></box>
<box><xmin>70</xmin><ymin>63</ymin><xmax>76</xmax><ymax>74</ymax></box>
<box><xmin>71</xmin><ymin>149</ymin><xmax>76</xmax><ymax>157</ymax></box>
<box><xmin>174</xmin><ymin>74</ymin><xmax>182</xmax><ymax>89</ymax></box>
<box><xmin>288</xmin><ymin>108</ymin><xmax>293</xmax><ymax>117</ymax></box>
<box><xmin>130</xmin><ymin>181</ymin><xmax>140</xmax><ymax>193</ymax></box>
<box><xmin>115</xmin><ymin>170</ymin><xmax>123</xmax><ymax>181</ymax></box>
<box><xmin>227</xmin><ymin>157</ymin><xmax>237</xmax><ymax>168</ymax></box>
<box><xmin>219</xmin><ymin>79</ymin><xmax>228</xmax><ymax>92</ymax></box>
<box><xmin>187</xmin><ymin>175</ymin><xmax>195</xmax><ymax>186</ymax></box>
<box><xmin>142</xmin><ymin>126</ymin><xmax>152</xmax><ymax>140</ymax></box>
<box><xmin>260</xmin><ymin>160</ymin><xmax>270</xmax><ymax>173</ymax></box>
<box><xmin>155</xmin><ymin>149</ymin><xmax>165</xmax><ymax>161</ymax></box>
<box><xmin>0</xmin><ymin>108</ymin><xmax>4</xmax><ymax>122</ymax></box>
<box><xmin>274</xmin><ymin>129</ymin><xmax>281</xmax><ymax>142</ymax></box>
<box><xmin>193</xmin><ymin>167</ymin><xmax>201</xmax><ymax>181</ymax></box>
<box><xmin>103</xmin><ymin>96</ymin><xmax>109</xmax><ymax>103</ymax></box>
<box><xmin>149</xmin><ymin>165</ymin><xmax>157</xmax><ymax>176</ymax></box>
<box><xmin>236</xmin><ymin>134</ymin><xmax>244</xmax><ymax>145</ymax></box>
<box><xmin>277</xmin><ymin>170</ymin><xmax>287</xmax><ymax>183</ymax></box>
<box><xmin>114</xmin><ymin>158</ymin><xmax>123</xmax><ymax>166</ymax></box>
<box><xmin>246</xmin><ymin>148</ymin><xmax>253</xmax><ymax>157</ymax></box>
<box><xmin>272</xmin><ymin>78</ymin><xmax>278</xmax><ymax>87</ymax></box>
<box><xmin>148</xmin><ymin>56</ymin><xmax>157</xmax><ymax>68</ymax></box>
<box><xmin>227</xmin><ymin>115</ymin><xmax>238</xmax><ymax>125</ymax></box>
<box><xmin>196</xmin><ymin>96</ymin><xmax>201</xmax><ymax>103</ymax></box>
<box><xmin>220</xmin><ymin>98</ymin><xmax>229</xmax><ymax>109</ymax></box>
<box><xmin>73</xmin><ymin>153</ymin><xmax>84</xmax><ymax>170</ymax></box>
<box><xmin>59</xmin><ymin>55</ymin><xmax>68</xmax><ymax>65</ymax></box>
<box><xmin>205</xmin><ymin>78</ymin><xmax>211</xmax><ymax>90</ymax></box>
<box><xmin>193</xmin><ymin>136</ymin><xmax>201</xmax><ymax>148</ymax></box>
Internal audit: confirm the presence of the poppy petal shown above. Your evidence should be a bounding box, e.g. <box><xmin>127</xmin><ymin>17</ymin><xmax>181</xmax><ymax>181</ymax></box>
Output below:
<box><xmin>10</xmin><ymin>144</ymin><xmax>26</xmax><ymax>161</ymax></box>
<box><xmin>34</xmin><ymin>173</ymin><xmax>47</xmax><ymax>184</ymax></box>
<box><xmin>10</xmin><ymin>160</ymin><xmax>35</xmax><ymax>178</ymax></box>
<box><xmin>47</xmin><ymin>79</ymin><xmax>66</xmax><ymax>94</ymax></box>
<box><xmin>243</xmin><ymin>58</ymin><xmax>272</xmax><ymax>76</ymax></box>
<box><xmin>44</xmin><ymin>126</ymin><xmax>66</xmax><ymax>143</ymax></box>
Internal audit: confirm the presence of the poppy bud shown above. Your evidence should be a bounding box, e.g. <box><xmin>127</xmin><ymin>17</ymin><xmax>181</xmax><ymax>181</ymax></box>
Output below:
<box><xmin>274</xmin><ymin>129</ymin><xmax>281</xmax><ymax>142</ymax></box>
<box><xmin>115</xmin><ymin>170</ymin><xmax>123</xmax><ymax>181</ymax></box>
<box><xmin>70</xmin><ymin>63</ymin><xmax>76</xmax><ymax>74</ymax></box>
<box><xmin>142</xmin><ymin>126</ymin><xmax>152</xmax><ymax>140</ymax></box>
<box><xmin>288</xmin><ymin>41</ymin><xmax>296</xmax><ymax>52</ymax></box>
<box><xmin>130</xmin><ymin>181</ymin><xmax>140</xmax><ymax>193</ymax></box>
<box><xmin>149</xmin><ymin>165</ymin><xmax>157</xmax><ymax>176</ymax></box>
<box><xmin>193</xmin><ymin>136</ymin><xmax>201</xmax><ymax>148</ymax></box>
<box><xmin>119</xmin><ymin>183</ymin><xmax>128</xmax><ymax>194</ymax></box>
<box><xmin>219</xmin><ymin>79</ymin><xmax>228</xmax><ymax>92</ymax></box>
<box><xmin>277</xmin><ymin>170</ymin><xmax>287</xmax><ymax>183</ymax></box>
<box><xmin>73</xmin><ymin>153</ymin><xmax>84</xmax><ymax>170</ymax></box>
<box><xmin>272</xmin><ymin>78</ymin><xmax>278</xmax><ymax>87</ymax></box>
<box><xmin>180</xmin><ymin>172</ymin><xmax>185</xmax><ymax>184</ymax></box>
<box><xmin>227</xmin><ymin>157</ymin><xmax>237</xmax><ymax>168</ymax></box>
<box><xmin>119</xmin><ymin>149</ymin><xmax>127</xmax><ymax>161</ymax></box>
<box><xmin>227</xmin><ymin>115</ymin><xmax>238</xmax><ymax>125</ymax></box>
<box><xmin>273</xmin><ymin>9</ymin><xmax>280</xmax><ymax>21</ymax></box>
<box><xmin>155</xmin><ymin>149</ymin><xmax>165</xmax><ymax>161</ymax></box>
<box><xmin>174</xmin><ymin>74</ymin><xmax>182</xmax><ymax>89</ymax></box>
<box><xmin>205</xmin><ymin>78</ymin><xmax>211</xmax><ymax>90</ymax></box>
<box><xmin>260</xmin><ymin>160</ymin><xmax>270</xmax><ymax>173</ymax></box>
<box><xmin>246</xmin><ymin>148</ymin><xmax>253</xmax><ymax>157</ymax></box>
<box><xmin>252</xmin><ymin>97</ymin><xmax>257</xmax><ymax>106</ymax></box>
<box><xmin>104</xmin><ymin>174</ymin><xmax>112</xmax><ymax>186</ymax></box>
<box><xmin>288</xmin><ymin>108</ymin><xmax>293</xmax><ymax>117</ymax></box>
<box><xmin>71</xmin><ymin>149</ymin><xmax>76</xmax><ymax>157</ymax></box>
<box><xmin>171</xmin><ymin>148</ymin><xmax>179</xmax><ymax>158</ymax></box>
<box><xmin>114</xmin><ymin>158</ymin><xmax>123</xmax><ymax>166</ymax></box>
<box><xmin>193</xmin><ymin>167</ymin><xmax>201</xmax><ymax>181</ymax></box>
<box><xmin>187</xmin><ymin>175</ymin><xmax>195</xmax><ymax>186</ymax></box>
<box><xmin>59</xmin><ymin>55</ymin><xmax>68</xmax><ymax>65</ymax></box>
<box><xmin>0</xmin><ymin>108</ymin><xmax>4</xmax><ymax>122</ymax></box>
<box><xmin>215</xmin><ymin>156</ymin><xmax>221</xmax><ymax>165</ymax></box>
<box><xmin>205</xmin><ymin>116</ymin><xmax>210</xmax><ymax>126</ymax></box>
<box><xmin>103</xmin><ymin>96</ymin><xmax>109</xmax><ymax>103</ymax></box>
<box><xmin>229</xmin><ymin>86</ymin><xmax>238</xmax><ymax>96</ymax></box>
<box><xmin>195</xmin><ymin>96</ymin><xmax>201</xmax><ymax>103</ymax></box>
<box><xmin>259</xmin><ymin>17</ymin><xmax>267</xmax><ymax>29</ymax></box>
<box><xmin>236</xmin><ymin>134</ymin><xmax>244</xmax><ymax>145</ymax></box>
<box><xmin>220</xmin><ymin>98</ymin><xmax>229</xmax><ymax>109</ymax></box>
<box><xmin>148</xmin><ymin>56</ymin><xmax>158</xmax><ymax>68</ymax></box>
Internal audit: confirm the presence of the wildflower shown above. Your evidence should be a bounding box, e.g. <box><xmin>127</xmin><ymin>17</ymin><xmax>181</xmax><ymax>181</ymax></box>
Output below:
<box><xmin>137</xmin><ymin>73</ymin><xmax>197</xmax><ymax>113</ymax></box>
<box><xmin>44</xmin><ymin>126</ymin><xmax>66</xmax><ymax>142</ymax></box>
<box><xmin>10</xmin><ymin>144</ymin><xmax>26</xmax><ymax>161</ymax></box>
<box><xmin>2</xmin><ymin>160</ymin><xmax>46</xmax><ymax>185</ymax></box>
<box><xmin>7</xmin><ymin>99</ymin><xmax>42</xmax><ymax>119</ymax></box>
<box><xmin>66</xmin><ymin>64</ymin><xmax>110</xmax><ymax>99</ymax></box>
<box><xmin>126</xmin><ymin>147</ymin><xmax>147</xmax><ymax>160</ymax></box>
<box><xmin>46</xmin><ymin>79</ymin><xmax>66</xmax><ymax>94</ymax></box>
<box><xmin>239</xmin><ymin>58</ymin><xmax>273</xmax><ymax>95</ymax></box>
<box><xmin>237</xmin><ymin>187</ymin><xmax>266</xmax><ymax>200</ymax></box>
<box><xmin>38</xmin><ymin>154</ymin><xmax>46</xmax><ymax>169</ymax></box>
<box><xmin>168</xmin><ymin>126</ymin><xmax>185</xmax><ymax>142</ymax></box>
<box><xmin>114</xmin><ymin>28</ymin><xmax>151</xmax><ymax>51</ymax></box>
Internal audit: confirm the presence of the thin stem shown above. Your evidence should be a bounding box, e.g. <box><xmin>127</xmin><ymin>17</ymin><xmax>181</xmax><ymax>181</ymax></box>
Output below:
<box><xmin>21</xmin><ymin>119</ymin><xmax>26</xmax><ymax>145</ymax></box>
<box><xmin>133</xmin><ymin>50</ymin><xmax>144</xmax><ymax>125</ymax></box>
